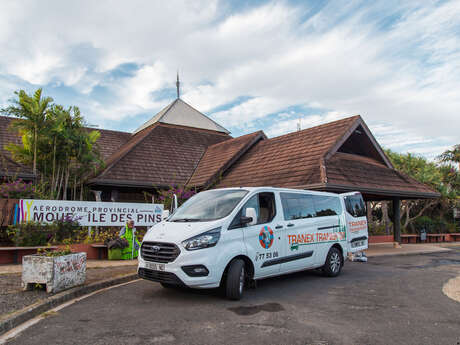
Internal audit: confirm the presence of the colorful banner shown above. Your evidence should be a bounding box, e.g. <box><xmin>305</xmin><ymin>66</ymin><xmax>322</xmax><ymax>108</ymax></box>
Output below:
<box><xmin>17</xmin><ymin>199</ymin><xmax>164</xmax><ymax>226</ymax></box>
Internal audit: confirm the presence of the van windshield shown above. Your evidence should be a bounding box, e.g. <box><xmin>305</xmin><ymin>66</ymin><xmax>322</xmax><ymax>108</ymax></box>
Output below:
<box><xmin>169</xmin><ymin>189</ymin><xmax>249</xmax><ymax>222</ymax></box>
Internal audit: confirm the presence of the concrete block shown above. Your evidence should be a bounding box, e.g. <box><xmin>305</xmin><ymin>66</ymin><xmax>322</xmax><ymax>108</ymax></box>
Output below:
<box><xmin>22</xmin><ymin>252</ymin><xmax>86</xmax><ymax>293</ymax></box>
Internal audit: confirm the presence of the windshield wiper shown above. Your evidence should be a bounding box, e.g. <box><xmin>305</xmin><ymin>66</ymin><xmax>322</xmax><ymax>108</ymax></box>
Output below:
<box><xmin>171</xmin><ymin>218</ymin><xmax>202</xmax><ymax>222</ymax></box>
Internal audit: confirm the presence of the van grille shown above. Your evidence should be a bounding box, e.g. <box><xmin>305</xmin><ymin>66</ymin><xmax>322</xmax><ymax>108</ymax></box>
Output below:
<box><xmin>141</xmin><ymin>242</ymin><xmax>180</xmax><ymax>263</ymax></box>
<box><xmin>138</xmin><ymin>268</ymin><xmax>183</xmax><ymax>285</ymax></box>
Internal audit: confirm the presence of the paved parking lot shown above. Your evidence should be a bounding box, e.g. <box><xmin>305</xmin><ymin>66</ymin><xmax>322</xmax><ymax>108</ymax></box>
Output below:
<box><xmin>5</xmin><ymin>247</ymin><xmax>460</xmax><ymax>345</ymax></box>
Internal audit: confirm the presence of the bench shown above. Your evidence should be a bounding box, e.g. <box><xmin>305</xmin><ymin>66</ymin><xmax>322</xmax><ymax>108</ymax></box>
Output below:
<box><xmin>447</xmin><ymin>233</ymin><xmax>460</xmax><ymax>242</ymax></box>
<box><xmin>426</xmin><ymin>234</ymin><xmax>446</xmax><ymax>243</ymax></box>
<box><xmin>401</xmin><ymin>234</ymin><xmax>419</xmax><ymax>244</ymax></box>
<box><xmin>90</xmin><ymin>244</ymin><xmax>108</xmax><ymax>260</ymax></box>
<box><xmin>0</xmin><ymin>246</ymin><xmax>58</xmax><ymax>264</ymax></box>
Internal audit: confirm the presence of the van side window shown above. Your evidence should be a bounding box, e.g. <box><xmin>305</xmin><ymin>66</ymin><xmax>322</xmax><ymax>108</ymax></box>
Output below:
<box><xmin>313</xmin><ymin>195</ymin><xmax>342</xmax><ymax>217</ymax></box>
<box><xmin>345</xmin><ymin>195</ymin><xmax>366</xmax><ymax>217</ymax></box>
<box><xmin>280</xmin><ymin>193</ymin><xmax>315</xmax><ymax>220</ymax></box>
<box><xmin>229</xmin><ymin>192</ymin><xmax>276</xmax><ymax>229</ymax></box>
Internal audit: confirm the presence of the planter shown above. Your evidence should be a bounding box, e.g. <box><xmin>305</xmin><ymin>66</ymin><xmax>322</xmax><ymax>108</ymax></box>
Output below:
<box><xmin>368</xmin><ymin>235</ymin><xmax>394</xmax><ymax>243</ymax></box>
<box><xmin>22</xmin><ymin>252</ymin><xmax>86</xmax><ymax>293</ymax></box>
<box><xmin>108</xmin><ymin>248</ymin><xmax>122</xmax><ymax>260</ymax></box>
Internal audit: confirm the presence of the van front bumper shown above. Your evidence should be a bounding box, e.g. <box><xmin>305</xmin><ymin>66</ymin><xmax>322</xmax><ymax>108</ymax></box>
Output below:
<box><xmin>138</xmin><ymin>268</ymin><xmax>185</xmax><ymax>286</ymax></box>
<box><xmin>137</xmin><ymin>250</ymin><xmax>223</xmax><ymax>289</ymax></box>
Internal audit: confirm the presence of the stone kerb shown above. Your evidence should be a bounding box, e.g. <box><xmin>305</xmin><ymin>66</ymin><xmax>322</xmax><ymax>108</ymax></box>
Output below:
<box><xmin>22</xmin><ymin>252</ymin><xmax>86</xmax><ymax>293</ymax></box>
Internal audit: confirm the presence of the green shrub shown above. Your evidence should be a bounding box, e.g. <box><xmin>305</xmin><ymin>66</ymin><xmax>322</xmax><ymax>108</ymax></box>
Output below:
<box><xmin>48</xmin><ymin>215</ymin><xmax>81</xmax><ymax>244</ymax></box>
<box><xmin>413</xmin><ymin>216</ymin><xmax>433</xmax><ymax>232</ymax></box>
<box><xmin>37</xmin><ymin>245</ymin><xmax>72</xmax><ymax>257</ymax></box>
<box><xmin>8</xmin><ymin>216</ymin><xmax>82</xmax><ymax>246</ymax></box>
<box><xmin>7</xmin><ymin>221</ymin><xmax>52</xmax><ymax>246</ymax></box>
<box><xmin>368</xmin><ymin>223</ymin><xmax>390</xmax><ymax>236</ymax></box>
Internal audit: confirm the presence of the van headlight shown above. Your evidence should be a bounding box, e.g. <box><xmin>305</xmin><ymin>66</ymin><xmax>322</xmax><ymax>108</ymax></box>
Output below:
<box><xmin>182</xmin><ymin>227</ymin><xmax>221</xmax><ymax>251</ymax></box>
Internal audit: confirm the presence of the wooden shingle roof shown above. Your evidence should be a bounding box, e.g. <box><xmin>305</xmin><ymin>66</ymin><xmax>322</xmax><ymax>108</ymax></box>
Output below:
<box><xmin>216</xmin><ymin>115</ymin><xmax>439</xmax><ymax>199</ymax></box>
<box><xmin>187</xmin><ymin>131</ymin><xmax>266</xmax><ymax>188</ymax></box>
<box><xmin>91</xmin><ymin>123</ymin><xmax>231</xmax><ymax>188</ymax></box>
<box><xmin>325</xmin><ymin>152</ymin><xmax>439</xmax><ymax>198</ymax></box>
<box><xmin>216</xmin><ymin>116</ymin><xmax>359</xmax><ymax>189</ymax></box>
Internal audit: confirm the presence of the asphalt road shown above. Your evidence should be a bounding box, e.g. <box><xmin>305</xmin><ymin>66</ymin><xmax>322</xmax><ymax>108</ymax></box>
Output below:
<box><xmin>6</xmin><ymin>248</ymin><xmax>460</xmax><ymax>345</ymax></box>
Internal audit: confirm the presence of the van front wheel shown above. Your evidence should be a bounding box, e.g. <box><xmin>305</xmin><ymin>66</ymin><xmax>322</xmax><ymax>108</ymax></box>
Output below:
<box><xmin>323</xmin><ymin>247</ymin><xmax>343</xmax><ymax>277</ymax></box>
<box><xmin>225</xmin><ymin>259</ymin><xmax>245</xmax><ymax>300</ymax></box>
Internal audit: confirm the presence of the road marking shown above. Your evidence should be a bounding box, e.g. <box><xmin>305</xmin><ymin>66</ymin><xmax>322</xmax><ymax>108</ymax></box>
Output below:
<box><xmin>0</xmin><ymin>279</ymin><xmax>141</xmax><ymax>344</ymax></box>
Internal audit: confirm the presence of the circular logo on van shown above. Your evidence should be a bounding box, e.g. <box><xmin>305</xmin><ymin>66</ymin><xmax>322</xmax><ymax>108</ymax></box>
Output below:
<box><xmin>259</xmin><ymin>226</ymin><xmax>274</xmax><ymax>249</ymax></box>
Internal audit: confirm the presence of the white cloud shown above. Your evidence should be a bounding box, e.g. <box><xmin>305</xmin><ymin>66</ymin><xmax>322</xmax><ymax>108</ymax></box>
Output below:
<box><xmin>0</xmin><ymin>0</ymin><xmax>459</xmax><ymax>158</ymax></box>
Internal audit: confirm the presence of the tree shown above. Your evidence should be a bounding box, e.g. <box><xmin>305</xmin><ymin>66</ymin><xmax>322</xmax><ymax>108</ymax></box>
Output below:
<box><xmin>439</xmin><ymin>144</ymin><xmax>460</xmax><ymax>170</ymax></box>
<box><xmin>385</xmin><ymin>150</ymin><xmax>452</xmax><ymax>231</ymax></box>
<box><xmin>1</xmin><ymin>89</ymin><xmax>53</xmax><ymax>176</ymax></box>
<box><xmin>3</xmin><ymin>88</ymin><xmax>102</xmax><ymax>200</ymax></box>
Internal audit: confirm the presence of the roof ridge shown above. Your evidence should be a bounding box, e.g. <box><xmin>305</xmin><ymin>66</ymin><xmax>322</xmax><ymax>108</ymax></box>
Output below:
<box><xmin>156</xmin><ymin>122</ymin><xmax>231</xmax><ymax>136</ymax></box>
<box><xmin>93</xmin><ymin>127</ymin><xmax>131</xmax><ymax>134</ymax></box>
<box><xmin>270</xmin><ymin>115</ymin><xmax>360</xmax><ymax>141</ymax></box>
<box><xmin>205</xmin><ymin>130</ymin><xmax>265</xmax><ymax>149</ymax></box>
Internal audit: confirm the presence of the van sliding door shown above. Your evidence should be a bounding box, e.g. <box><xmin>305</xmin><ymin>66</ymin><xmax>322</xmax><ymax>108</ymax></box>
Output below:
<box><xmin>312</xmin><ymin>195</ymin><xmax>345</xmax><ymax>265</ymax></box>
<box><xmin>279</xmin><ymin>192</ymin><xmax>317</xmax><ymax>272</ymax></box>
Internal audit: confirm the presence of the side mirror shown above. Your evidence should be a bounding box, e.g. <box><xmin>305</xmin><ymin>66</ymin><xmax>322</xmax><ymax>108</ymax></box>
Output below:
<box><xmin>240</xmin><ymin>216</ymin><xmax>253</xmax><ymax>225</ymax></box>
<box><xmin>170</xmin><ymin>194</ymin><xmax>178</xmax><ymax>213</ymax></box>
<box><xmin>162</xmin><ymin>210</ymin><xmax>170</xmax><ymax>220</ymax></box>
<box><xmin>244</xmin><ymin>208</ymin><xmax>257</xmax><ymax>226</ymax></box>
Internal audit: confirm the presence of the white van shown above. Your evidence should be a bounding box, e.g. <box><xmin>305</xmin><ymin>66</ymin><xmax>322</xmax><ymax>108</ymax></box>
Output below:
<box><xmin>138</xmin><ymin>187</ymin><xmax>368</xmax><ymax>300</ymax></box>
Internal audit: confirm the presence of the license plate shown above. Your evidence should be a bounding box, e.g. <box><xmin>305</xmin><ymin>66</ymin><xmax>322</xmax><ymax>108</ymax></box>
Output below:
<box><xmin>145</xmin><ymin>262</ymin><xmax>165</xmax><ymax>271</ymax></box>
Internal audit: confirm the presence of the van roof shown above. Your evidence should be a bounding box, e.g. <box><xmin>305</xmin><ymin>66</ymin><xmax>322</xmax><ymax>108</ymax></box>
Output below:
<box><xmin>208</xmin><ymin>187</ymin><xmax>359</xmax><ymax>197</ymax></box>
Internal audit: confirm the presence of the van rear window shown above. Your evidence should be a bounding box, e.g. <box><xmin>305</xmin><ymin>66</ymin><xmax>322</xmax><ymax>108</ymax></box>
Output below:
<box><xmin>312</xmin><ymin>195</ymin><xmax>342</xmax><ymax>217</ymax></box>
<box><xmin>345</xmin><ymin>194</ymin><xmax>366</xmax><ymax>217</ymax></box>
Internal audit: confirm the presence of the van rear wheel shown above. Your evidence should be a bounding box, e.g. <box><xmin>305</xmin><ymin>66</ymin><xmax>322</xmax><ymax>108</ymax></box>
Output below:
<box><xmin>323</xmin><ymin>247</ymin><xmax>343</xmax><ymax>277</ymax></box>
<box><xmin>225</xmin><ymin>259</ymin><xmax>245</xmax><ymax>300</ymax></box>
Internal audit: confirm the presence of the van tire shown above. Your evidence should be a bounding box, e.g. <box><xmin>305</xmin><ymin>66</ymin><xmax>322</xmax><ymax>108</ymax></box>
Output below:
<box><xmin>225</xmin><ymin>259</ymin><xmax>245</xmax><ymax>300</ymax></box>
<box><xmin>323</xmin><ymin>247</ymin><xmax>343</xmax><ymax>277</ymax></box>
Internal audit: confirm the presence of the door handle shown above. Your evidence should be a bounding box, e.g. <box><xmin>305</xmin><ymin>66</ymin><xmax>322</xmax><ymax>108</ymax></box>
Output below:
<box><xmin>287</xmin><ymin>223</ymin><xmax>294</xmax><ymax>227</ymax></box>
<box><xmin>275</xmin><ymin>225</ymin><xmax>283</xmax><ymax>229</ymax></box>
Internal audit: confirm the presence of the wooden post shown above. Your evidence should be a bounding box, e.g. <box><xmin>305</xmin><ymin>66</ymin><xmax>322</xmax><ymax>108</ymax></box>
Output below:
<box><xmin>393</xmin><ymin>198</ymin><xmax>401</xmax><ymax>243</ymax></box>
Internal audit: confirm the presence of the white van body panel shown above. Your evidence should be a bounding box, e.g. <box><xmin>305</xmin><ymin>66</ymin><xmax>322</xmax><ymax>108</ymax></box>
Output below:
<box><xmin>138</xmin><ymin>187</ymin><xmax>368</xmax><ymax>289</ymax></box>
<box><xmin>340</xmin><ymin>192</ymin><xmax>369</xmax><ymax>253</ymax></box>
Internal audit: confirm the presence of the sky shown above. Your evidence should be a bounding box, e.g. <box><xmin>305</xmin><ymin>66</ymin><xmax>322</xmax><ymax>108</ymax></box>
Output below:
<box><xmin>0</xmin><ymin>0</ymin><xmax>459</xmax><ymax>160</ymax></box>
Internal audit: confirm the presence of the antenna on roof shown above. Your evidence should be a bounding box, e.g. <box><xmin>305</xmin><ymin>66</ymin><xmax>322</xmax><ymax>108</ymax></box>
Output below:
<box><xmin>297</xmin><ymin>116</ymin><xmax>301</xmax><ymax>131</ymax></box>
<box><xmin>176</xmin><ymin>71</ymin><xmax>180</xmax><ymax>99</ymax></box>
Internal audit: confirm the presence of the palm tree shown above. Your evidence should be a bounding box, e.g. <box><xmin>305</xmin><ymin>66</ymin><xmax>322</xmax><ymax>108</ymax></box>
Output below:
<box><xmin>1</xmin><ymin>89</ymin><xmax>53</xmax><ymax>176</ymax></box>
